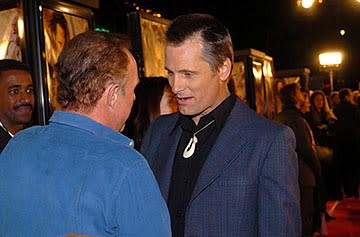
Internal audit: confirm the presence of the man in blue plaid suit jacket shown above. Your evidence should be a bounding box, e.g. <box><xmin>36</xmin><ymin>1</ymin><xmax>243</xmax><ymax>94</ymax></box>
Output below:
<box><xmin>140</xmin><ymin>13</ymin><xmax>301</xmax><ymax>237</ymax></box>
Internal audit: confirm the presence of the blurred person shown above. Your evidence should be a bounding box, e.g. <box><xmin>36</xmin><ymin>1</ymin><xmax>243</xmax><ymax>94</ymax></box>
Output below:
<box><xmin>333</xmin><ymin>88</ymin><xmax>360</xmax><ymax>199</ymax></box>
<box><xmin>300</xmin><ymin>91</ymin><xmax>311</xmax><ymax>114</ymax></box>
<box><xmin>0</xmin><ymin>31</ymin><xmax>171</xmax><ymax>237</ymax></box>
<box><xmin>356</xmin><ymin>93</ymin><xmax>360</xmax><ymax>109</ymax></box>
<box><xmin>301</xmin><ymin>91</ymin><xmax>336</xmax><ymax>222</ymax></box>
<box><xmin>275</xmin><ymin>79</ymin><xmax>286</xmax><ymax>113</ymax></box>
<box><xmin>0</xmin><ymin>59</ymin><xmax>34</xmax><ymax>153</ymax></box>
<box><xmin>329</xmin><ymin>91</ymin><xmax>340</xmax><ymax>110</ymax></box>
<box><xmin>274</xmin><ymin>82</ymin><xmax>322</xmax><ymax>236</ymax></box>
<box><xmin>122</xmin><ymin>76</ymin><xmax>178</xmax><ymax>150</ymax></box>
<box><xmin>353</xmin><ymin>90</ymin><xmax>360</xmax><ymax>108</ymax></box>
<box><xmin>304</xmin><ymin>90</ymin><xmax>336</xmax><ymax>148</ymax></box>
<box><xmin>160</xmin><ymin>79</ymin><xmax>179</xmax><ymax>115</ymax></box>
<box><xmin>304</xmin><ymin>90</ymin><xmax>339</xmax><ymax>220</ymax></box>
<box><xmin>141</xmin><ymin>13</ymin><xmax>301</xmax><ymax>237</ymax></box>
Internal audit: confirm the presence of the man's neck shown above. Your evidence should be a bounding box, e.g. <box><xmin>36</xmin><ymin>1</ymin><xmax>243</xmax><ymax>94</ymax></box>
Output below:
<box><xmin>192</xmin><ymin>90</ymin><xmax>231</xmax><ymax>125</ymax></box>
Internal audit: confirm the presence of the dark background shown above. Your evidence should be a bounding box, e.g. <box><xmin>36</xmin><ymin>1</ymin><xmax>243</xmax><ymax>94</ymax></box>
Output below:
<box><xmin>93</xmin><ymin>0</ymin><xmax>360</xmax><ymax>90</ymax></box>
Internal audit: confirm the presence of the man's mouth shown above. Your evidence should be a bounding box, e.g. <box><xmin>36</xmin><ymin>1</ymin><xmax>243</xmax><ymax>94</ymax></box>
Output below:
<box><xmin>177</xmin><ymin>96</ymin><xmax>192</xmax><ymax>105</ymax></box>
<box><xmin>14</xmin><ymin>105</ymin><xmax>33</xmax><ymax>114</ymax></box>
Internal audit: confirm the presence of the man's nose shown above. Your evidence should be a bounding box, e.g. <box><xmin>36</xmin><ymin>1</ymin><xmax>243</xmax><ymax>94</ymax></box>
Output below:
<box><xmin>171</xmin><ymin>76</ymin><xmax>185</xmax><ymax>94</ymax></box>
<box><xmin>19</xmin><ymin>91</ymin><xmax>33</xmax><ymax>104</ymax></box>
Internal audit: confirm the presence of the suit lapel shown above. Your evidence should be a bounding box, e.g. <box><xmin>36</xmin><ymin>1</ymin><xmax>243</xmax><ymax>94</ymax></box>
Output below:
<box><xmin>156</xmin><ymin>126</ymin><xmax>182</xmax><ymax>201</ymax></box>
<box><xmin>190</xmin><ymin>100</ymin><xmax>251</xmax><ymax>201</ymax></box>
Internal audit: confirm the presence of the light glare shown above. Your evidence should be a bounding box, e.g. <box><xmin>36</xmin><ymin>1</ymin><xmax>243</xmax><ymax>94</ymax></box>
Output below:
<box><xmin>319</xmin><ymin>52</ymin><xmax>343</xmax><ymax>66</ymax></box>
<box><xmin>301</xmin><ymin>0</ymin><xmax>315</xmax><ymax>8</ymax></box>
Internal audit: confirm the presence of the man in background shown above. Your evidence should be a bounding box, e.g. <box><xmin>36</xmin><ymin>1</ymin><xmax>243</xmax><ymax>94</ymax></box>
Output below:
<box><xmin>274</xmin><ymin>82</ymin><xmax>322</xmax><ymax>236</ymax></box>
<box><xmin>333</xmin><ymin>88</ymin><xmax>360</xmax><ymax>199</ymax></box>
<box><xmin>0</xmin><ymin>59</ymin><xmax>34</xmax><ymax>153</ymax></box>
<box><xmin>0</xmin><ymin>31</ymin><xmax>171</xmax><ymax>236</ymax></box>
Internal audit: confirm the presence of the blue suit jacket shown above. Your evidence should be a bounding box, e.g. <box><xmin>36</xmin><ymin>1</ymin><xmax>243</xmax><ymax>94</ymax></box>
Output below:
<box><xmin>141</xmin><ymin>99</ymin><xmax>301</xmax><ymax>236</ymax></box>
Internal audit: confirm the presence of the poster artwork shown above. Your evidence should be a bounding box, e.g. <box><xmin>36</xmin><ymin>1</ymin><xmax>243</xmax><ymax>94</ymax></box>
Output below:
<box><xmin>0</xmin><ymin>8</ymin><xmax>23</xmax><ymax>61</ymax></box>
<box><xmin>43</xmin><ymin>8</ymin><xmax>89</xmax><ymax>111</ymax></box>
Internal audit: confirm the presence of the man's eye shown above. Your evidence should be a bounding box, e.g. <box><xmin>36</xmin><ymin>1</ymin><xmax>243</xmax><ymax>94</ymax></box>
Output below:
<box><xmin>27</xmin><ymin>87</ymin><xmax>34</xmax><ymax>94</ymax></box>
<box><xmin>9</xmin><ymin>89</ymin><xmax>18</xmax><ymax>95</ymax></box>
<box><xmin>167</xmin><ymin>72</ymin><xmax>174</xmax><ymax>79</ymax></box>
<box><xmin>183</xmin><ymin>72</ymin><xmax>193</xmax><ymax>78</ymax></box>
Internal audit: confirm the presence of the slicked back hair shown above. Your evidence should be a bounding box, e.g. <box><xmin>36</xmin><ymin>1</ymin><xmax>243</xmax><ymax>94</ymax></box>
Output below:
<box><xmin>165</xmin><ymin>13</ymin><xmax>234</xmax><ymax>74</ymax></box>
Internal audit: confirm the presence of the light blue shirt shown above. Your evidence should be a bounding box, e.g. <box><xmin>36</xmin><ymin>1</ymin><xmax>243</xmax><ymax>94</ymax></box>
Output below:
<box><xmin>0</xmin><ymin>111</ymin><xmax>171</xmax><ymax>237</ymax></box>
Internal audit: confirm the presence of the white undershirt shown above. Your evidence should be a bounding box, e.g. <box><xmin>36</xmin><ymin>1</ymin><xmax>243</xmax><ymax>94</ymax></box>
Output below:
<box><xmin>0</xmin><ymin>121</ymin><xmax>14</xmax><ymax>137</ymax></box>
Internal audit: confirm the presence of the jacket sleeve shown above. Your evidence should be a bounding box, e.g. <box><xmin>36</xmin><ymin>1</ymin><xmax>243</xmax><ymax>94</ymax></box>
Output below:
<box><xmin>259</xmin><ymin>125</ymin><xmax>302</xmax><ymax>236</ymax></box>
<box><xmin>293</xmin><ymin>118</ymin><xmax>321</xmax><ymax>177</ymax></box>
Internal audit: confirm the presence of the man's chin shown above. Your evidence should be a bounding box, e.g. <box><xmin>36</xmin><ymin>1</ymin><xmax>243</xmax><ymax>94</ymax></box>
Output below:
<box><xmin>179</xmin><ymin>108</ymin><xmax>191</xmax><ymax>116</ymax></box>
<box><xmin>14</xmin><ymin>115</ymin><xmax>33</xmax><ymax>125</ymax></box>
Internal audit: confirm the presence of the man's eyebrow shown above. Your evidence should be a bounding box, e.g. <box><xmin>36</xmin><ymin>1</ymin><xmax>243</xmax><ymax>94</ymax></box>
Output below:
<box><xmin>8</xmin><ymin>85</ymin><xmax>21</xmax><ymax>89</ymax></box>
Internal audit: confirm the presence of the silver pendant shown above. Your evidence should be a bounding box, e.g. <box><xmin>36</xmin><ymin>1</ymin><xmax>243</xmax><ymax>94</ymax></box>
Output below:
<box><xmin>183</xmin><ymin>135</ymin><xmax>198</xmax><ymax>158</ymax></box>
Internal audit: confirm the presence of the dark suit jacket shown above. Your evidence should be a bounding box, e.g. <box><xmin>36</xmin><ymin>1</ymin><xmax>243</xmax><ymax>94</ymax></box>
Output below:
<box><xmin>274</xmin><ymin>108</ymin><xmax>322</xmax><ymax>236</ymax></box>
<box><xmin>141</xmin><ymin>99</ymin><xmax>301</xmax><ymax>237</ymax></box>
<box><xmin>333</xmin><ymin>101</ymin><xmax>360</xmax><ymax>164</ymax></box>
<box><xmin>274</xmin><ymin>108</ymin><xmax>320</xmax><ymax>186</ymax></box>
<box><xmin>0</xmin><ymin>126</ymin><xmax>11</xmax><ymax>153</ymax></box>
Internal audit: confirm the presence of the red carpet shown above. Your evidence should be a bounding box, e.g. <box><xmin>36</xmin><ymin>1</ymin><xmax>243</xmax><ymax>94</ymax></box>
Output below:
<box><xmin>324</xmin><ymin>197</ymin><xmax>360</xmax><ymax>236</ymax></box>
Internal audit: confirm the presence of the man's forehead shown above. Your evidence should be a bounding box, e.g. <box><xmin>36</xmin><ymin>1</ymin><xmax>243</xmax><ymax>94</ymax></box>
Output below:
<box><xmin>1</xmin><ymin>71</ymin><xmax>33</xmax><ymax>86</ymax></box>
<box><xmin>1</xmin><ymin>70</ymin><xmax>31</xmax><ymax>79</ymax></box>
<box><xmin>1</xmin><ymin>69</ymin><xmax>30</xmax><ymax>74</ymax></box>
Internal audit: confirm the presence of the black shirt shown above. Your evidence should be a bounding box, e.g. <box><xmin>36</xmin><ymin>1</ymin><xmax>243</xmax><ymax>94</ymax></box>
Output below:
<box><xmin>167</xmin><ymin>93</ymin><xmax>236</xmax><ymax>237</ymax></box>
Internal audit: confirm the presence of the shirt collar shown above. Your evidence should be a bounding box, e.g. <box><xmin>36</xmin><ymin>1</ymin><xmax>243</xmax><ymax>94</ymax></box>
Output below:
<box><xmin>0</xmin><ymin>121</ymin><xmax>14</xmax><ymax>137</ymax></box>
<box><xmin>176</xmin><ymin>93</ymin><xmax>237</xmax><ymax>131</ymax></box>
<box><xmin>49</xmin><ymin>111</ymin><xmax>135</xmax><ymax>148</ymax></box>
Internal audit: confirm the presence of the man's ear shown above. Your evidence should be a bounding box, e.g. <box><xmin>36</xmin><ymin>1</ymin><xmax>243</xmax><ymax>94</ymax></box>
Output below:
<box><xmin>219</xmin><ymin>57</ymin><xmax>232</xmax><ymax>81</ymax></box>
<box><xmin>106</xmin><ymin>83</ymin><xmax>120</xmax><ymax>108</ymax></box>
